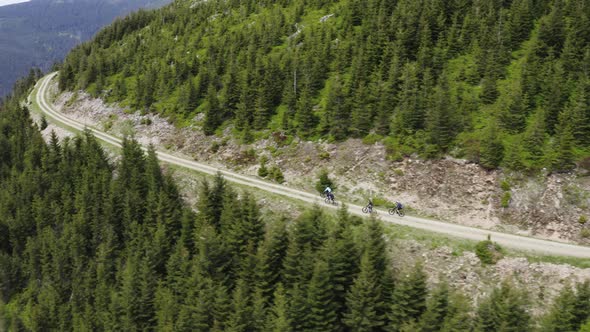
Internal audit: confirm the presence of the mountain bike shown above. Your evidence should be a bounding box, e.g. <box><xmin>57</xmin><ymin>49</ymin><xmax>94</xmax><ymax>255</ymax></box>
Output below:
<box><xmin>388</xmin><ymin>206</ymin><xmax>405</xmax><ymax>217</ymax></box>
<box><xmin>324</xmin><ymin>192</ymin><xmax>336</xmax><ymax>205</ymax></box>
<box><xmin>362</xmin><ymin>204</ymin><xmax>374</xmax><ymax>214</ymax></box>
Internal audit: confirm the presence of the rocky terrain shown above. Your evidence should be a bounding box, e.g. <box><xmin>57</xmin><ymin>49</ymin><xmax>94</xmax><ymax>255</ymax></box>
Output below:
<box><xmin>43</xmin><ymin>80</ymin><xmax>590</xmax><ymax>245</ymax></box>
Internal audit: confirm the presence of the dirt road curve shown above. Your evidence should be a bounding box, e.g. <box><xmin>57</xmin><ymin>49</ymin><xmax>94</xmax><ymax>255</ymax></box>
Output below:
<box><xmin>33</xmin><ymin>72</ymin><xmax>590</xmax><ymax>258</ymax></box>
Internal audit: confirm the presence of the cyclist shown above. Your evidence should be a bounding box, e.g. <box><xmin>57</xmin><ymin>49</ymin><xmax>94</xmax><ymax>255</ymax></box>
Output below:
<box><xmin>395</xmin><ymin>201</ymin><xmax>403</xmax><ymax>211</ymax></box>
<box><xmin>367</xmin><ymin>199</ymin><xmax>373</xmax><ymax>213</ymax></box>
<box><xmin>324</xmin><ymin>186</ymin><xmax>333</xmax><ymax>200</ymax></box>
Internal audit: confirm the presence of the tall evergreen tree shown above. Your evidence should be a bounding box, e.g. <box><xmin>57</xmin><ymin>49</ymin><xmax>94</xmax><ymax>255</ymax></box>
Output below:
<box><xmin>480</xmin><ymin>122</ymin><xmax>505</xmax><ymax>169</ymax></box>
<box><xmin>343</xmin><ymin>251</ymin><xmax>386</xmax><ymax>331</ymax></box>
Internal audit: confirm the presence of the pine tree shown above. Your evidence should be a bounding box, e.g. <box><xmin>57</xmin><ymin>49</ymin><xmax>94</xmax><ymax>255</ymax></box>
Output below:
<box><xmin>480</xmin><ymin>75</ymin><xmax>499</xmax><ymax>105</ymax></box>
<box><xmin>203</xmin><ymin>84</ymin><xmax>222</xmax><ymax>135</ymax></box>
<box><xmin>295</xmin><ymin>83</ymin><xmax>317</xmax><ymax>139</ymax></box>
<box><xmin>427</xmin><ymin>77</ymin><xmax>455</xmax><ymax>153</ymax></box>
<box><xmin>363</xmin><ymin>217</ymin><xmax>393</xmax><ymax>325</ymax></box>
<box><xmin>343</xmin><ymin>251</ymin><xmax>386</xmax><ymax>331</ymax></box>
<box><xmin>255</xmin><ymin>219</ymin><xmax>288</xmax><ymax>301</ymax></box>
<box><xmin>541</xmin><ymin>285</ymin><xmax>577</xmax><ymax>331</ymax></box>
<box><xmin>288</xmin><ymin>283</ymin><xmax>310</xmax><ymax>332</ymax></box>
<box><xmin>475</xmin><ymin>282</ymin><xmax>530</xmax><ymax>332</ymax></box>
<box><xmin>523</xmin><ymin>110</ymin><xmax>547</xmax><ymax>165</ymax></box>
<box><xmin>551</xmin><ymin>122</ymin><xmax>576</xmax><ymax>173</ymax></box>
<box><xmin>267</xmin><ymin>283</ymin><xmax>292</xmax><ymax>332</ymax></box>
<box><xmin>322</xmin><ymin>216</ymin><xmax>359</xmax><ymax>321</ymax></box>
<box><xmin>440</xmin><ymin>292</ymin><xmax>472</xmax><ymax>332</ymax></box>
<box><xmin>306</xmin><ymin>259</ymin><xmax>339</xmax><ymax>331</ymax></box>
<box><xmin>322</xmin><ymin>76</ymin><xmax>349</xmax><ymax>140</ymax></box>
<box><xmin>225</xmin><ymin>279</ymin><xmax>252</xmax><ymax>332</ymax></box>
<box><xmin>573</xmin><ymin>282</ymin><xmax>590</xmax><ymax>330</ymax></box>
<box><xmin>500</xmin><ymin>91</ymin><xmax>528</xmax><ymax>133</ymax></box>
<box><xmin>479</xmin><ymin>123</ymin><xmax>504</xmax><ymax>169</ymax></box>
<box><xmin>389</xmin><ymin>263</ymin><xmax>428</xmax><ymax>331</ymax></box>
<box><xmin>420</xmin><ymin>282</ymin><xmax>450</xmax><ymax>332</ymax></box>
<box><xmin>350</xmin><ymin>82</ymin><xmax>372</xmax><ymax>138</ymax></box>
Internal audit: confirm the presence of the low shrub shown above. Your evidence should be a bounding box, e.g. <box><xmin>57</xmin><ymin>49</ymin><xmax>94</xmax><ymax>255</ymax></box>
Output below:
<box><xmin>258</xmin><ymin>163</ymin><xmax>268</xmax><ymax>178</ymax></box>
<box><xmin>319</xmin><ymin>151</ymin><xmax>330</xmax><ymax>161</ymax></box>
<box><xmin>269</xmin><ymin>166</ymin><xmax>284</xmax><ymax>183</ymax></box>
<box><xmin>501</xmin><ymin>192</ymin><xmax>511</xmax><ymax>208</ymax></box>
<box><xmin>362</xmin><ymin>133</ymin><xmax>382</xmax><ymax>145</ymax></box>
<box><xmin>475</xmin><ymin>236</ymin><xmax>504</xmax><ymax>264</ymax></box>
<box><xmin>500</xmin><ymin>180</ymin><xmax>511</xmax><ymax>192</ymax></box>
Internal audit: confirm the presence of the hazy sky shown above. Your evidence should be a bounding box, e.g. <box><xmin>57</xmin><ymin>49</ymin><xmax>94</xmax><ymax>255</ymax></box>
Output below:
<box><xmin>0</xmin><ymin>0</ymin><xmax>30</xmax><ymax>7</ymax></box>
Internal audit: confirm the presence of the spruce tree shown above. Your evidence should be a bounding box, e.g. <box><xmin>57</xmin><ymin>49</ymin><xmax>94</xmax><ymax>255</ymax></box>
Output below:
<box><xmin>551</xmin><ymin>122</ymin><xmax>576</xmax><ymax>173</ymax></box>
<box><xmin>479</xmin><ymin>123</ymin><xmax>505</xmax><ymax>169</ymax></box>
<box><xmin>343</xmin><ymin>251</ymin><xmax>386</xmax><ymax>331</ymax></box>
<box><xmin>267</xmin><ymin>283</ymin><xmax>292</xmax><ymax>332</ymax></box>
<box><xmin>306</xmin><ymin>259</ymin><xmax>339</xmax><ymax>331</ymax></box>
<box><xmin>475</xmin><ymin>282</ymin><xmax>530</xmax><ymax>332</ymax></box>
<box><xmin>295</xmin><ymin>83</ymin><xmax>317</xmax><ymax>139</ymax></box>
<box><xmin>426</xmin><ymin>77</ymin><xmax>455</xmax><ymax>153</ymax></box>
<box><xmin>225</xmin><ymin>279</ymin><xmax>252</xmax><ymax>332</ymax></box>
<box><xmin>542</xmin><ymin>285</ymin><xmax>577</xmax><ymax>332</ymax></box>
<box><xmin>389</xmin><ymin>263</ymin><xmax>428</xmax><ymax>331</ymax></box>
<box><xmin>420</xmin><ymin>282</ymin><xmax>450</xmax><ymax>332</ymax></box>
<box><xmin>203</xmin><ymin>84</ymin><xmax>222</xmax><ymax>136</ymax></box>
<box><xmin>322</xmin><ymin>76</ymin><xmax>349</xmax><ymax>140</ymax></box>
<box><xmin>573</xmin><ymin>282</ymin><xmax>590</xmax><ymax>330</ymax></box>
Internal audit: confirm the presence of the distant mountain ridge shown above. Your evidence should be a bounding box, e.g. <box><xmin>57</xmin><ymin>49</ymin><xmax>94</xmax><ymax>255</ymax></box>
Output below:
<box><xmin>0</xmin><ymin>0</ymin><xmax>171</xmax><ymax>96</ymax></box>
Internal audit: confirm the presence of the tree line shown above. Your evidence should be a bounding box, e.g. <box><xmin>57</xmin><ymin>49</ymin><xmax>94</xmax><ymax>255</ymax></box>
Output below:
<box><xmin>1</xmin><ymin>82</ymin><xmax>590</xmax><ymax>330</ymax></box>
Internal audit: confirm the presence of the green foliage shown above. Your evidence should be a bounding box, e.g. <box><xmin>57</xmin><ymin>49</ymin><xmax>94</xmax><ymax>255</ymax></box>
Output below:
<box><xmin>479</xmin><ymin>123</ymin><xmax>504</xmax><ymax>169</ymax></box>
<box><xmin>389</xmin><ymin>263</ymin><xmax>428</xmax><ymax>331</ymax></box>
<box><xmin>579</xmin><ymin>216</ymin><xmax>588</xmax><ymax>225</ymax></box>
<box><xmin>362</xmin><ymin>133</ymin><xmax>382</xmax><ymax>145</ymax></box>
<box><xmin>2</xmin><ymin>78</ymin><xmax>590</xmax><ymax>330</ymax></box>
<box><xmin>318</xmin><ymin>150</ymin><xmax>330</xmax><ymax>161</ymax></box>
<box><xmin>269</xmin><ymin>166</ymin><xmax>285</xmax><ymax>184</ymax></box>
<box><xmin>39</xmin><ymin>115</ymin><xmax>48</xmax><ymax>131</ymax></box>
<box><xmin>500</xmin><ymin>180</ymin><xmax>511</xmax><ymax>192</ymax></box>
<box><xmin>56</xmin><ymin>0</ymin><xmax>590</xmax><ymax>170</ymax></box>
<box><xmin>475</xmin><ymin>238</ymin><xmax>504</xmax><ymax>265</ymax></box>
<box><xmin>211</xmin><ymin>141</ymin><xmax>221</xmax><ymax>153</ymax></box>
<box><xmin>258</xmin><ymin>162</ymin><xmax>269</xmax><ymax>178</ymax></box>
<box><xmin>343</xmin><ymin>252</ymin><xmax>386</xmax><ymax>331</ymax></box>
<box><xmin>475</xmin><ymin>282</ymin><xmax>531</xmax><ymax>331</ymax></box>
<box><xmin>315</xmin><ymin>169</ymin><xmax>335</xmax><ymax>194</ymax></box>
<box><xmin>542</xmin><ymin>282</ymin><xmax>590</xmax><ymax>332</ymax></box>
<box><xmin>501</xmin><ymin>192</ymin><xmax>512</xmax><ymax>208</ymax></box>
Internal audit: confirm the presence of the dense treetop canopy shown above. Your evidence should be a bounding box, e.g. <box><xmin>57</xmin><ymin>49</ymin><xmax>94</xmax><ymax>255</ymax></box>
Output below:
<box><xmin>59</xmin><ymin>0</ymin><xmax>590</xmax><ymax>171</ymax></box>
<box><xmin>1</xmin><ymin>54</ymin><xmax>590</xmax><ymax>332</ymax></box>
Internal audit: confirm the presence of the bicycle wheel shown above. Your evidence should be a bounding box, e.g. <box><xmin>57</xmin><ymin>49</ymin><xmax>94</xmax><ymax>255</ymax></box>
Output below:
<box><xmin>397</xmin><ymin>210</ymin><xmax>405</xmax><ymax>217</ymax></box>
<box><xmin>388</xmin><ymin>208</ymin><xmax>396</xmax><ymax>215</ymax></box>
<box><xmin>362</xmin><ymin>206</ymin><xmax>369</xmax><ymax>213</ymax></box>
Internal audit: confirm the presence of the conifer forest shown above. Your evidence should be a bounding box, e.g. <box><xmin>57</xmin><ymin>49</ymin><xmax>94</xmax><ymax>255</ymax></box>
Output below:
<box><xmin>58</xmin><ymin>0</ymin><xmax>590</xmax><ymax>172</ymax></box>
<box><xmin>2</xmin><ymin>0</ymin><xmax>590</xmax><ymax>331</ymax></box>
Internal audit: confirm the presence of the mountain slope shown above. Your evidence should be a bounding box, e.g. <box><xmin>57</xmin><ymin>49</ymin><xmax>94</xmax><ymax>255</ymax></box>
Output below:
<box><xmin>59</xmin><ymin>0</ymin><xmax>590</xmax><ymax>172</ymax></box>
<box><xmin>1</xmin><ymin>73</ymin><xmax>589</xmax><ymax>331</ymax></box>
<box><xmin>0</xmin><ymin>0</ymin><xmax>171</xmax><ymax>96</ymax></box>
